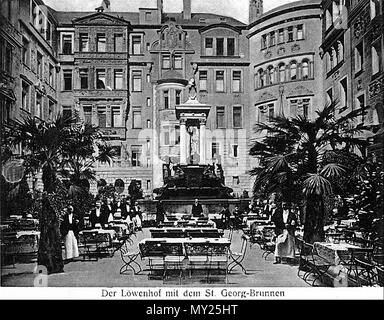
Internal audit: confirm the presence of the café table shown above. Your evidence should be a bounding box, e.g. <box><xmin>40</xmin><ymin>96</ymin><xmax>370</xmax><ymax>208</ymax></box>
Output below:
<box><xmin>314</xmin><ymin>241</ymin><xmax>361</xmax><ymax>265</ymax></box>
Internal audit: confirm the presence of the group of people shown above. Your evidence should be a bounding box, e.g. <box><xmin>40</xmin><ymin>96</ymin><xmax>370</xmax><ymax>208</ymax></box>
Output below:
<box><xmin>89</xmin><ymin>197</ymin><xmax>142</xmax><ymax>229</ymax></box>
<box><xmin>60</xmin><ymin>197</ymin><xmax>143</xmax><ymax>263</ymax></box>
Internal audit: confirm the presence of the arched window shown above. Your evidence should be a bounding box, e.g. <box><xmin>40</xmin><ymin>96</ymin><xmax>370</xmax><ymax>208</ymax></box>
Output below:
<box><xmin>267</xmin><ymin>66</ymin><xmax>275</xmax><ymax>85</ymax></box>
<box><xmin>290</xmin><ymin>61</ymin><xmax>297</xmax><ymax>80</ymax></box>
<box><xmin>258</xmin><ymin>69</ymin><xmax>265</xmax><ymax>87</ymax></box>
<box><xmin>302</xmin><ymin>60</ymin><xmax>309</xmax><ymax>79</ymax></box>
<box><xmin>279</xmin><ymin>64</ymin><xmax>286</xmax><ymax>82</ymax></box>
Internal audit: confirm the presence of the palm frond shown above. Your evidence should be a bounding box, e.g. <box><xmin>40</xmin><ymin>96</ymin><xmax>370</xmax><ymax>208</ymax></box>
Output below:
<box><xmin>303</xmin><ymin>174</ymin><xmax>333</xmax><ymax>196</ymax></box>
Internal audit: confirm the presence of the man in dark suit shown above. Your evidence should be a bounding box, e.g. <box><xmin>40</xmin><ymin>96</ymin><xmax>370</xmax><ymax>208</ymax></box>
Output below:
<box><xmin>271</xmin><ymin>201</ymin><xmax>298</xmax><ymax>264</ymax></box>
<box><xmin>89</xmin><ymin>200</ymin><xmax>109</xmax><ymax>228</ymax></box>
<box><xmin>191</xmin><ymin>199</ymin><xmax>203</xmax><ymax>217</ymax></box>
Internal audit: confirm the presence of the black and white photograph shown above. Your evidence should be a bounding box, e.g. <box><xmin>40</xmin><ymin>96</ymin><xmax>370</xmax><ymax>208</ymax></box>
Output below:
<box><xmin>0</xmin><ymin>0</ymin><xmax>383</xmax><ymax>303</ymax></box>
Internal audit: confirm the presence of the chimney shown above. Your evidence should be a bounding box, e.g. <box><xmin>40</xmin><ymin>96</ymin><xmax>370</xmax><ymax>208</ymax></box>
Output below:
<box><xmin>183</xmin><ymin>0</ymin><xmax>191</xmax><ymax>20</ymax></box>
<box><xmin>157</xmin><ymin>0</ymin><xmax>163</xmax><ymax>23</ymax></box>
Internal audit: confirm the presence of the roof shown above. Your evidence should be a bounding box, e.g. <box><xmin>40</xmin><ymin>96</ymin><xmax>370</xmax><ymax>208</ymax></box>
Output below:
<box><xmin>50</xmin><ymin>10</ymin><xmax>245</xmax><ymax>27</ymax></box>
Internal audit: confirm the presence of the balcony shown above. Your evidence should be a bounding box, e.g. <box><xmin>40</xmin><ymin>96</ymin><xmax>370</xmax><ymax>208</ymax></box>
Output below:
<box><xmin>98</xmin><ymin>127</ymin><xmax>126</xmax><ymax>139</ymax></box>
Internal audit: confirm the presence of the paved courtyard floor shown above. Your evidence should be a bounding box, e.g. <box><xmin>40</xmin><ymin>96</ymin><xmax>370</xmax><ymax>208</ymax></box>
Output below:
<box><xmin>1</xmin><ymin>229</ymin><xmax>310</xmax><ymax>287</ymax></box>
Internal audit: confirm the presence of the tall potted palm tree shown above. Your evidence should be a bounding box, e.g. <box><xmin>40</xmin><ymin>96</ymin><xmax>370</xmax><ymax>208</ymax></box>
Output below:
<box><xmin>250</xmin><ymin>102</ymin><xmax>370</xmax><ymax>243</ymax></box>
<box><xmin>7</xmin><ymin>116</ymin><xmax>115</xmax><ymax>273</ymax></box>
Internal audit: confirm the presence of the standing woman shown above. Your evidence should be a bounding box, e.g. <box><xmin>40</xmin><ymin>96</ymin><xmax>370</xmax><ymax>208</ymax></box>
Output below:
<box><xmin>60</xmin><ymin>205</ymin><xmax>80</xmax><ymax>263</ymax></box>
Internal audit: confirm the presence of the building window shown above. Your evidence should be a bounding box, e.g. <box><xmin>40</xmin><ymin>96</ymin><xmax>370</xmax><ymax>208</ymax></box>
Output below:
<box><xmin>79</xmin><ymin>33</ymin><xmax>89</xmax><ymax>52</ymax></box>
<box><xmin>146</xmin><ymin>74</ymin><xmax>151</xmax><ymax>83</ymax></box>
<box><xmin>83</xmin><ymin>106</ymin><xmax>92</xmax><ymax>125</ymax></box>
<box><xmin>232</xmin><ymin>176</ymin><xmax>240</xmax><ymax>185</ymax></box>
<box><xmin>175</xmin><ymin>90</ymin><xmax>181</xmax><ymax>105</ymax></box>
<box><xmin>145</xmin><ymin>12</ymin><xmax>152</xmax><ymax>21</ymax></box>
<box><xmin>233</xmin><ymin>106</ymin><xmax>242</xmax><ymax>128</ymax></box>
<box><xmin>232</xmin><ymin>145</ymin><xmax>238</xmax><ymax>158</ymax></box>
<box><xmin>164</xmin><ymin>90</ymin><xmax>169</xmax><ymax>109</ymax></box>
<box><xmin>22</xmin><ymin>37</ymin><xmax>30</xmax><ymax>66</ymax></box>
<box><xmin>227</xmin><ymin>38</ymin><xmax>235</xmax><ymax>56</ymax></box>
<box><xmin>340</xmin><ymin>78</ymin><xmax>348</xmax><ymax>110</ymax></box>
<box><xmin>261</xmin><ymin>34</ymin><xmax>267</xmax><ymax>49</ymax></box>
<box><xmin>97</xmin><ymin>33</ymin><xmax>106</xmax><ymax>52</ymax></box>
<box><xmin>326</xmin><ymin>88</ymin><xmax>333</xmax><ymax>105</ymax></box>
<box><xmin>49</xmin><ymin>64</ymin><xmax>55</xmax><ymax>87</ymax></box>
<box><xmin>269</xmin><ymin>31</ymin><xmax>276</xmax><ymax>46</ymax></box>
<box><xmin>37</xmin><ymin>52</ymin><xmax>42</xmax><ymax>78</ymax></box>
<box><xmin>211</xmin><ymin>142</ymin><xmax>220</xmax><ymax>159</ymax></box>
<box><xmin>199</xmin><ymin>71</ymin><xmax>208</xmax><ymax>91</ymax></box>
<box><xmin>146</xmin><ymin>180</ymin><xmax>151</xmax><ymax>190</ymax></box>
<box><xmin>62</xmin><ymin>106</ymin><xmax>72</xmax><ymax>120</ymax></box>
<box><xmin>111</xmin><ymin>106</ymin><xmax>122</xmax><ymax>127</ymax></box>
<box><xmin>146</xmin><ymin>97</ymin><xmax>151</xmax><ymax>107</ymax></box>
<box><xmin>114</xmin><ymin>34</ymin><xmax>124</xmax><ymax>52</ymax></box>
<box><xmin>162</xmin><ymin>55</ymin><xmax>170</xmax><ymax>69</ymax></box>
<box><xmin>35</xmin><ymin>94</ymin><xmax>42</xmax><ymax>118</ymax></box>
<box><xmin>279</xmin><ymin>64</ymin><xmax>286</xmax><ymax>82</ymax></box>
<box><xmin>232</xmin><ymin>71</ymin><xmax>242</xmax><ymax>92</ymax></box>
<box><xmin>258</xmin><ymin>69</ymin><xmax>264</xmax><ymax>87</ymax></box>
<box><xmin>48</xmin><ymin>99</ymin><xmax>55</xmax><ymax>120</ymax></box>
<box><xmin>80</xmin><ymin>68</ymin><xmax>88</xmax><ymax>89</ymax></box>
<box><xmin>216</xmin><ymin>106</ymin><xmax>225</xmax><ymax>128</ymax></box>
<box><xmin>205</xmin><ymin>38</ymin><xmax>213</xmax><ymax>55</ymax></box>
<box><xmin>22</xmin><ymin>81</ymin><xmax>30</xmax><ymax>112</ymax></box>
<box><xmin>355</xmin><ymin>42</ymin><xmax>364</xmax><ymax>73</ymax></box>
<box><xmin>337</xmin><ymin>40</ymin><xmax>344</xmax><ymax>63</ymax></box>
<box><xmin>63</xmin><ymin>69</ymin><xmax>72</xmax><ymax>91</ymax></box>
<box><xmin>132</xmin><ymin>70</ymin><xmax>142</xmax><ymax>92</ymax></box>
<box><xmin>132</xmin><ymin>35</ymin><xmax>142</xmax><ymax>54</ymax></box>
<box><xmin>370</xmin><ymin>0</ymin><xmax>380</xmax><ymax>19</ymax></box>
<box><xmin>267</xmin><ymin>66</ymin><xmax>275</xmax><ymax>85</ymax></box>
<box><xmin>216</xmin><ymin>38</ymin><xmax>224</xmax><ymax>56</ymax></box>
<box><xmin>372</xmin><ymin>43</ymin><xmax>381</xmax><ymax>75</ymax></box>
<box><xmin>290</xmin><ymin>62</ymin><xmax>297</xmax><ymax>80</ymax></box>
<box><xmin>356</xmin><ymin>94</ymin><xmax>365</xmax><ymax>122</ymax></box>
<box><xmin>289</xmin><ymin>98</ymin><xmax>310</xmax><ymax>118</ymax></box>
<box><xmin>174</xmin><ymin>55</ymin><xmax>183</xmax><ymax>69</ymax></box>
<box><xmin>163</xmin><ymin>126</ymin><xmax>170</xmax><ymax>145</ymax></box>
<box><xmin>287</xmin><ymin>27</ymin><xmax>294</xmax><ymax>42</ymax></box>
<box><xmin>147</xmin><ymin>119</ymin><xmax>151</xmax><ymax>128</ymax></box>
<box><xmin>278</xmin><ymin>29</ymin><xmax>284</xmax><ymax>44</ymax></box>
<box><xmin>297</xmin><ymin>24</ymin><xmax>304</xmax><ymax>40</ymax></box>
<box><xmin>215</xmin><ymin>70</ymin><xmax>225</xmax><ymax>92</ymax></box>
<box><xmin>132</xmin><ymin>109</ymin><xmax>142</xmax><ymax>128</ymax></box>
<box><xmin>62</xmin><ymin>34</ymin><xmax>72</xmax><ymax>54</ymax></box>
<box><xmin>96</xmin><ymin>69</ymin><xmax>106</xmax><ymax>89</ymax></box>
<box><xmin>267</xmin><ymin>104</ymin><xmax>275</xmax><ymax>121</ymax></box>
<box><xmin>97</xmin><ymin>106</ymin><xmax>107</xmax><ymax>127</ymax></box>
<box><xmin>302</xmin><ymin>60</ymin><xmax>309</xmax><ymax>79</ymax></box>
<box><xmin>114</xmin><ymin>69</ymin><xmax>123</xmax><ymax>89</ymax></box>
<box><xmin>326</xmin><ymin>8</ymin><xmax>332</xmax><ymax>30</ymax></box>
<box><xmin>131</xmin><ymin>146</ymin><xmax>142</xmax><ymax>167</ymax></box>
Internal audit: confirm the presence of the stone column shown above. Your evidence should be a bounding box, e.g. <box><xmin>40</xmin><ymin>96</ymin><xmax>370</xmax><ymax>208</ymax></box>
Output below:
<box><xmin>180</xmin><ymin>118</ymin><xmax>187</xmax><ymax>164</ymax></box>
<box><xmin>199</xmin><ymin>118</ymin><xmax>206</xmax><ymax>165</ymax></box>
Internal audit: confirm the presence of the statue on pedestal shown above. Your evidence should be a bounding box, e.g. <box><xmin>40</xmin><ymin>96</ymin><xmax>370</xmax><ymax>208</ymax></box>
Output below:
<box><xmin>187</xmin><ymin>77</ymin><xmax>197</xmax><ymax>100</ymax></box>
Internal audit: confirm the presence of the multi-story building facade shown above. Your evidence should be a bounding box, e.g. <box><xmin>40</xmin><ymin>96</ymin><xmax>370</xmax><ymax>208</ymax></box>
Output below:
<box><xmin>0</xmin><ymin>0</ymin><xmax>21</xmax><ymax>127</ymax></box>
<box><xmin>247</xmin><ymin>0</ymin><xmax>324</xmax><ymax>164</ymax></box>
<box><xmin>2</xmin><ymin>0</ymin><xmax>382</xmax><ymax>200</ymax></box>
<box><xmin>1</xmin><ymin>0</ymin><xmax>59</xmax><ymax>148</ymax></box>
<box><xmin>347</xmin><ymin>0</ymin><xmax>383</xmax><ymax>156</ymax></box>
<box><xmin>50</xmin><ymin>0</ymin><xmax>251</xmax><ymax>197</ymax></box>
